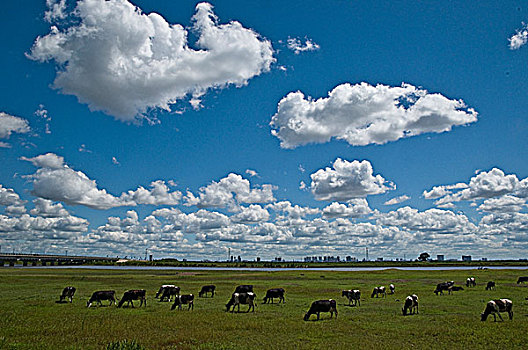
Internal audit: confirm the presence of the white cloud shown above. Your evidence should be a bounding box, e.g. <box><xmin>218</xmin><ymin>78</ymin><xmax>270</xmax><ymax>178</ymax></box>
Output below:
<box><xmin>22</xmin><ymin>153</ymin><xmax>181</xmax><ymax>210</ymax></box>
<box><xmin>30</xmin><ymin>198</ymin><xmax>69</xmax><ymax>218</ymax></box>
<box><xmin>377</xmin><ymin>206</ymin><xmax>476</xmax><ymax>235</ymax></box>
<box><xmin>422</xmin><ymin>183</ymin><xmax>467</xmax><ymax>200</ymax></box>
<box><xmin>245</xmin><ymin>169</ymin><xmax>258</xmax><ymax>177</ymax></box>
<box><xmin>478</xmin><ymin>195</ymin><xmax>526</xmax><ymax>213</ymax></box>
<box><xmin>34</xmin><ymin>105</ymin><xmax>51</xmax><ymax>134</ymax></box>
<box><xmin>0</xmin><ymin>112</ymin><xmax>30</xmax><ymax>140</ymax></box>
<box><xmin>384</xmin><ymin>195</ymin><xmax>410</xmax><ymax>206</ymax></box>
<box><xmin>322</xmin><ymin>199</ymin><xmax>372</xmax><ymax>219</ymax></box>
<box><xmin>286</xmin><ymin>37</ymin><xmax>320</xmax><ymax>54</ymax></box>
<box><xmin>20</xmin><ymin>153</ymin><xmax>64</xmax><ymax>169</ymax></box>
<box><xmin>112</xmin><ymin>156</ymin><xmax>120</xmax><ymax>165</ymax></box>
<box><xmin>29</xmin><ymin>0</ymin><xmax>275</xmax><ymax>121</ymax></box>
<box><xmin>0</xmin><ymin>184</ymin><xmax>26</xmax><ymax>208</ymax></box>
<box><xmin>121</xmin><ymin>180</ymin><xmax>182</xmax><ymax>206</ymax></box>
<box><xmin>184</xmin><ymin>173</ymin><xmax>275</xmax><ymax>209</ymax></box>
<box><xmin>231</xmin><ymin>204</ymin><xmax>270</xmax><ymax>224</ymax></box>
<box><xmin>44</xmin><ymin>0</ymin><xmax>67</xmax><ymax>22</ymax></box>
<box><xmin>434</xmin><ymin>168</ymin><xmax>524</xmax><ymax>206</ymax></box>
<box><xmin>270</xmin><ymin>82</ymin><xmax>477</xmax><ymax>149</ymax></box>
<box><xmin>509</xmin><ymin>23</ymin><xmax>528</xmax><ymax>50</ymax></box>
<box><xmin>310</xmin><ymin>158</ymin><xmax>394</xmax><ymax>201</ymax></box>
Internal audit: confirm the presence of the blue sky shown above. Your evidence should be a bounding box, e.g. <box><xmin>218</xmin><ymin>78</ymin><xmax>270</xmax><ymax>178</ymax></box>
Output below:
<box><xmin>1</xmin><ymin>0</ymin><xmax>528</xmax><ymax>261</ymax></box>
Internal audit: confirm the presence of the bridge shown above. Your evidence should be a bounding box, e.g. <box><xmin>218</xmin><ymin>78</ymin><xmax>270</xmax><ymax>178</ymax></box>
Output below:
<box><xmin>0</xmin><ymin>253</ymin><xmax>119</xmax><ymax>267</ymax></box>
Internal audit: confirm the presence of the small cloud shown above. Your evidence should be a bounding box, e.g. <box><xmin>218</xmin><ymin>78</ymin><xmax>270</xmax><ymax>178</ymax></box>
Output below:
<box><xmin>384</xmin><ymin>195</ymin><xmax>410</xmax><ymax>206</ymax></box>
<box><xmin>286</xmin><ymin>37</ymin><xmax>320</xmax><ymax>54</ymax></box>
<box><xmin>168</xmin><ymin>180</ymin><xmax>178</xmax><ymax>187</ymax></box>
<box><xmin>112</xmin><ymin>156</ymin><xmax>120</xmax><ymax>165</ymax></box>
<box><xmin>0</xmin><ymin>112</ymin><xmax>31</xmax><ymax>143</ymax></box>
<box><xmin>245</xmin><ymin>169</ymin><xmax>258</xmax><ymax>177</ymax></box>
<box><xmin>79</xmin><ymin>144</ymin><xmax>92</xmax><ymax>153</ymax></box>
<box><xmin>0</xmin><ymin>141</ymin><xmax>11</xmax><ymax>148</ymax></box>
<box><xmin>298</xmin><ymin>164</ymin><xmax>305</xmax><ymax>173</ymax></box>
<box><xmin>299</xmin><ymin>181</ymin><xmax>306</xmax><ymax>190</ymax></box>
<box><xmin>509</xmin><ymin>22</ymin><xmax>528</xmax><ymax>50</ymax></box>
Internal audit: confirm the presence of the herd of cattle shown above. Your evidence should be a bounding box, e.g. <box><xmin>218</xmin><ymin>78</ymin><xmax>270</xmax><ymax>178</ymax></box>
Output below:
<box><xmin>57</xmin><ymin>275</ymin><xmax>528</xmax><ymax>321</ymax></box>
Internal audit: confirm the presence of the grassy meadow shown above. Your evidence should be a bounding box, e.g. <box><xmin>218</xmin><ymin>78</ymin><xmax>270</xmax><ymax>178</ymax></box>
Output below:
<box><xmin>0</xmin><ymin>267</ymin><xmax>527</xmax><ymax>349</ymax></box>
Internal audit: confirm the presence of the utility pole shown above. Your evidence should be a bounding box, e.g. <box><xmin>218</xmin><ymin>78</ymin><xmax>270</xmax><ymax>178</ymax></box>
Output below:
<box><xmin>145</xmin><ymin>248</ymin><xmax>148</xmax><ymax>261</ymax></box>
<box><xmin>366</xmin><ymin>247</ymin><xmax>369</xmax><ymax>261</ymax></box>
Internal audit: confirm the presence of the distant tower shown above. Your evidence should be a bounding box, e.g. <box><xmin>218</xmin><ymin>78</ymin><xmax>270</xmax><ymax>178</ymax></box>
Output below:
<box><xmin>228</xmin><ymin>247</ymin><xmax>231</xmax><ymax>262</ymax></box>
<box><xmin>366</xmin><ymin>247</ymin><xmax>369</xmax><ymax>261</ymax></box>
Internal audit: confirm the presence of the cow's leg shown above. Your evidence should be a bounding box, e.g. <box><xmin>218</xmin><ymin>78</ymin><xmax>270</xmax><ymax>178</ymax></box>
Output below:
<box><xmin>497</xmin><ymin>312</ymin><xmax>504</xmax><ymax>321</ymax></box>
<box><xmin>317</xmin><ymin>312</ymin><xmax>320</xmax><ymax>320</ymax></box>
<box><xmin>508</xmin><ymin>310</ymin><xmax>513</xmax><ymax>320</ymax></box>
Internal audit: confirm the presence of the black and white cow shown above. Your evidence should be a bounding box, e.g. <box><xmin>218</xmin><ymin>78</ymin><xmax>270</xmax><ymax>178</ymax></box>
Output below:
<box><xmin>342</xmin><ymin>289</ymin><xmax>361</xmax><ymax>306</ymax></box>
<box><xmin>234</xmin><ymin>285</ymin><xmax>253</xmax><ymax>294</ymax></box>
<box><xmin>159</xmin><ymin>285</ymin><xmax>180</xmax><ymax>302</ymax></box>
<box><xmin>485</xmin><ymin>281</ymin><xmax>496</xmax><ymax>290</ymax></box>
<box><xmin>466</xmin><ymin>277</ymin><xmax>476</xmax><ymax>287</ymax></box>
<box><xmin>226</xmin><ymin>292</ymin><xmax>256</xmax><ymax>313</ymax></box>
<box><xmin>117</xmin><ymin>289</ymin><xmax>146</xmax><ymax>308</ymax></box>
<box><xmin>450</xmin><ymin>286</ymin><xmax>464</xmax><ymax>292</ymax></box>
<box><xmin>434</xmin><ymin>281</ymin><xmax>454</xmax><ymax>295</ymax></box>
<box><xmin>87</xmin><ymin>290</ymin><xmax>116</xmax><ymax>308</ymax></box>
<box><xmin>517</xmin><ymin>276</ymin><xmax>528</xmax><ymax>284</ymax></box>
<box><xmin>402</xmin><ymin>294</ymin><xmax>419</xmax><ymax>315</ymax></box>
<box><xmin>155</xmin><ymin>285</ymin><xmax>180</xmax><ymax>301</ymax></box>
<box><xmin>262</xmin><ymin>288</ymin><xmax>285</xmax><ymax>304</ymax></box>
<box><xmin>303</xmin><ymin>299</ymin><xmax>338</xmax><ymax>321</ymax></box>
<box><xmin>171</xmin><ymin>294</ymin><xmax>194</xmax><ymax>310</ymax></box>
<box><xmin>371</xmin><ymin>286</ymin><xmax>386</xmax><ymax>298</ymax></box>
<box><xmin>199</xmin><ymin>285</ymin><xmax>216</xmax><ymax>298</ymax></box>
<box><xmin>389</xmin><ymin>284</ymin><xmax>395</xmax><ymax>295</ymax></box>
<box><xmin>481</xmin><ymin>299</ymin><xmax>513</xmax><ymax>321</ymax></box>
<box><xmin>59</xmin><ymin>286</ymin><xmax>76</xmax><ymax>303</ymax></box>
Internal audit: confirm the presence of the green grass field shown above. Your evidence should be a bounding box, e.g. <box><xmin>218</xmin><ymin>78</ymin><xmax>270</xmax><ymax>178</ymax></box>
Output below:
<box><xmin>1</xmin><ymin>268</ymin><xmax>527</xmax><ymax>349</ymax></box>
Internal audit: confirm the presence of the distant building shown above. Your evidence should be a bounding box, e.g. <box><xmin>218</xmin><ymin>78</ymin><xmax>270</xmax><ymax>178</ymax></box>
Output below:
<box><xmin>256</xmin><ymin>257</ymin><xmax>261</xmax><ymax>262</ymax></box>
<box><xmin>462</xmin><ymin>255</ymin><xmax>472</xmax><ymax>262</ymax></box>
<box><xmin>480</xmin><ymin>257</ymin><xmax>488</xmax><ymax>261</ymax></box>
<box><xmin>437</xmin><ymin>255</ymin><xmax>444</xmax><ymax>261</ymax></box>
<box><xmin>376</xmin><ymin>257</ymin><xmax>383</xmax><ymax>262</ymax></box>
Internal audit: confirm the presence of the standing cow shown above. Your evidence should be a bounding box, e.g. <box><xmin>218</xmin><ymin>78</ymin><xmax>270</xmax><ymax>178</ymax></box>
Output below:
<box><xmin>402</xmin><ymin>294</ymin><xmax>419</xmax><ymax>315</ymax></box>
<box><xmin>466</xmin><ymin>277</ymin><xmax>476</xmax><ymax>287</ymax></box>
<box><xmin>199</xmin><ymin>285</ymin><xmax>216</xmax><ymax>298</ymax></box>
<box><xmin>226</xmin><ymin>292</ymin><xmax>256</xmax><ymax>313</ymax></box>
<box><xmin>262</xmin><ymin>288</ymin><xmax>285</xmax><ymax>304</ymax></box>
<box><xmin>303</xmin><ymin>299</ymin><xmax>338</xmax><ymax>321</ymax></box>
<box><xmin>171</xmin><ymin>294</ymin><xmax>194</xmax><ymax>310</ymax></box>
<box><xmin>117</xmin><ymin>290</ymin><xmax>146</xmax><ymax>308</ymax></box>
<box><xmin>389</xmin><ymin>284</ymin><xmax>395</xmax><ymax>295</ymax></box>
<box><xmin>87</xmin><ymin>291</ymin><xmax>116</xmax><ymax>308</ymax></box>
<box><xmin>485</xmin><ymin>281</ymin><xmax>496</xmax><ymax>290</ymax></box>
<box><xmin>342</xmin><ymin>289</ymin><xmax>361</xmax><ymax>306</ymax></box>
<box><xmin>371</xmin><ymin>286</ymin><xmax>386</xmax><ymax>298</ymax></box>
<box><xmin>517</xmin><ymin>277</ymin><xmax>528</xmax><ymax>284</ymax></box>
<box><xmin>59</xmin><ymin>286</ymin><xmax>76</xmax><ymax>303</ymax></box>
<box><xmin>481</xmin><ymin>299</ymin><xmax>513</xmax><ymax>321</ymax></box>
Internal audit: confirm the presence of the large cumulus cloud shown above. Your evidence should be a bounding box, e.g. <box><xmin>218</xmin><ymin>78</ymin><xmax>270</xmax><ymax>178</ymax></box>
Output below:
<box><xmin>29</xmin><ymin>0</ymin><xmax>275</xmax><ymax>121</ymax></box>
<box><xmin>310</xmin><ymin>158</ymin><xmax>394</xmax><ymax>201</ymax></box>
<box><xmin>270</xmin><ymin>82</ymin><xmax>477</xmax><ymax>148</ymax></box>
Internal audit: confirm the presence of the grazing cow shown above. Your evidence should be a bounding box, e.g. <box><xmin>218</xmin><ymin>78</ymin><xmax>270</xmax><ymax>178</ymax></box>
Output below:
<box><xmin>59</xmin><ymin>286</ymin><xmax>76</xmax><ymax>303</ymax></box>
<box><xmin>199</xmin><ymin>285</ymin><xmax>216</xmax><ymax>298</ymax></box>
<box><xmin>342</xmin><ymin>289</ymin><xmax>361</xmax><ymax>306</ymax></box>
<box><xmin>87</xmin><ymin>290</ymin><xmax>116</xmax><ymax>308</ymax></box>
<box><xmin>517</xmin><ymin>276</ymin><xmax>528</xmax><ymax>284</ymax></box>
<box><xmin>262</xmin><ymin>288</ymin><xmax>285</xmax><ymax>304</ymax></box>
<box><xmin>171</xmin><ymin>294</ymin><xmax>194</xmax><ymax>310</ymax></box>
<box><xmin>466</xmin><ymin>277</ymin><xmax>476</xmax><ymax>287</ymax></box>
<box><xmin>371</xmin><ymin>286</ymin><xmax>386</xmax><ymax>298</ymax></box>
<box><xmin>434</xmin><ymin>281</ymin><xmax>454</xmax><ymax>295</ymax></box>
<box><xmin>159</xmin><ymin>286</ymin><xmax>180</xmax><ymax>302</ymax></box>
<box><xmin>451</xmin><ymin>286</ymin><xmax>464</xmax><ymax>292</ymax></box>
<box><xmin>303</xmin><ymin>299</ymin><xmax>338</xmax><ymax>321</ymax></box>
<box><xmin>402</xmin><ymin>294</ymin><xmax>419</xmax><ymax>315</ymax></box>
<box><xmin>389</xmin><ymin>284</ymin><xmax>395</xmax><ymax>295</ymax></box>
<box><xmin>226</xmin><ymin>292</ymin><xmax>256</xmax><ymax>313</ymax></box>
<box><xmin>117</xmin><ymin>290</ymin><xmax>146</xmax><ymax>308</ymax></box>
<box><xmin>234</xmin><ymin>285</ymin><xmax>253</xmax><ymax>294</ymax></box>
<box><xmin>155</xmin><ymin>285</ymin><xmax>180</xmax><ymax>301</ymax></box>
<box><xmin>481</xmin><ymin>299</ymin><xmax>513</xmax><ymax>321</ymax></box>
<box><xmin>486</xmin><ymin>281</ymin><xmax>496</xmax><ymax>290</ymax></box>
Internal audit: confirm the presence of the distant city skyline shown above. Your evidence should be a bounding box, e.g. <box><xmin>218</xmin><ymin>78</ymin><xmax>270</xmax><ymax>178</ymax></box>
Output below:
<box><xmin>1</xmin><ymin>0</ymin><xmax>528</xmax><ymax>260</ymax></box>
